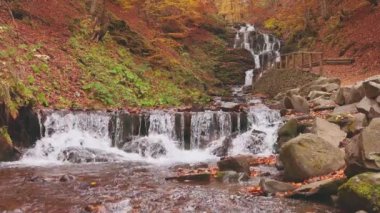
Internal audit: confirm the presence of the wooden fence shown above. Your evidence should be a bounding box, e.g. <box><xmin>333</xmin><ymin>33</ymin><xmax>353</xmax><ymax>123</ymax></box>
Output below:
<box><xmin>275</xmin><ymin>51</ymin><xmax>324</xmax><ymax>74</ymax></box>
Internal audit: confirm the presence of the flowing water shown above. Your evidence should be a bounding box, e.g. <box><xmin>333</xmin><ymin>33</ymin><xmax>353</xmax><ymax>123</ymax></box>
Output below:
<box><xmin>0</xmin><ymin>24</ymin><xmax>339</xmax><ymax>212</ymax></box>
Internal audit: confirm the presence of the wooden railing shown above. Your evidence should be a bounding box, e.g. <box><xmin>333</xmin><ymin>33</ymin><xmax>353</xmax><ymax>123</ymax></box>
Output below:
<box><xmin>274</xmin><ymin>51</ymin><xmax>324</xmax><ymax>74</ymax></box>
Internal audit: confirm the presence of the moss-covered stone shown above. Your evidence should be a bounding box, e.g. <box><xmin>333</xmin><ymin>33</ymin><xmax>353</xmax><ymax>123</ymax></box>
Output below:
<box><xmin>0</xmin><ymin>127</ymin><xmax>19</xmax><ymax>162</ymax></box>
<box><xmin>338</xmin><ymin>173</ymin><xmax>380</xmax><ymax>212</ymax></box>
<box><xmin>280</xmin><ymin>133</ymin><xmax>345</xmax><ymax>181</ymax></box>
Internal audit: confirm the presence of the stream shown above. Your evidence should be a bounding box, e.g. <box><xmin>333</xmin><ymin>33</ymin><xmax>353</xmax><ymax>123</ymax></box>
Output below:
<box><xmin>0</xmin><ymin>24</ymin><xmax>340</xmax><ymax>212</ymax></box>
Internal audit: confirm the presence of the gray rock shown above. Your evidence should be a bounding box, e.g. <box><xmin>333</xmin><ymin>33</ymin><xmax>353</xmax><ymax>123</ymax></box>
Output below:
<box><xmin>280</xmin><ymin>133</ymin><xmax>345</xmax><ymax>181</ymax></box>
<box><xmin>291</xmin><ymin>178</ymin><xmax>346</xmax><ymax>197</ymax></box>
<box><xmin>363</xmin><ymin>81</ymin><xmax>380</xmax><ymax>99</ymax></box>
<box><xmin>356</xmin><ymin>97</ymin><xmax>380</xmax><ymax>119</ymax></box>
<box><xmin>283</xmin><ymin>95</ymin><xmax>310</xmax><ymax>113</ymax></box>
<box><xmin>345</xmin><ymin>118</ymin><xmax>380</xmax><ymax>177</ymax></box>
<box><xmin>338</xmin><ymin>173</ymin><xmax>380</xmax><ymax>212</ymax></box>
<box><xmin>335</xmin><ymin>87</ymin><xmax>364</xmax><ymax>105</ymax></box>
<box><xmin>122</xmin><ymin>138</ymin><xmax>167</xmax><ymax>159</ymax></box>
<box><xmin>58</xmin><ymin>147</ymin><xmax>124</xmax><ymax>163</ymax></box>
<box><xmin>341</xmin><ymin>113</ymin><xmax>368</xmax><ymax>135</ymax></box>
<box><xmin>312</xmin><ymin>117</ymin><xmax>347</xmax><ymax>147</ymax></box>
<box><xmin>311</xmin><ymin>97</ymin><xmax>336</xmax><ymax>108</ymax></box>
<box><xmin>333</xmin><ymin>103</ymin><xmax>359</xmax><ymax>115</ymax></box>
<box><xmin>259</xmin><ymin>178</ymin><xmax>297</xmax><ymax>195</ymax></box>
<box><xmin>308</xmin><ymin>91</ymin><xmax>332</xmax><ymax>100</ymax></box>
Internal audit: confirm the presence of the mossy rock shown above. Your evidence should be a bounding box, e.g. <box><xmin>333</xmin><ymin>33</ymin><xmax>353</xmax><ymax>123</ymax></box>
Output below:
<box><xmin>276</xmin><ymin>119</ymin><xmax>299</xmax><ymax>151</ymax></box>
<box><xmin>338</xmin><ymin>172</ymin><xmax>380</xmax><ymax>212</ymax></box>
<box><xmin>0</xmin><ymin>127</ymin><xmax>19</xmax><ymax>162</ymax></box>
<box><xmin>280</xmin><ymin>133</ymin><xmax>345</xmax><ymax>181</ymax></box>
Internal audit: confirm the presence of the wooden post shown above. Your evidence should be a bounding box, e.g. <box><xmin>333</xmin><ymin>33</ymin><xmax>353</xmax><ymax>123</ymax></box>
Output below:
<box><xmin>319</xmin><ymin>53</ymin><xmax>324</xmax><ymax>74</ymax></box>
<box><xmin>286</xmin><ymin>55</ymin><xmax>289</xmax><ymax>69</ymax></box>
<box><xmin>301</xmin><ymin>52</ymin><xmax>304</xmax><ymax>71</ymax></box>
<box><xmin>309</xmin><ymin>53</ymin><xmax>312</xmax><ymax>72</ymax></box>
<box><xmin>293</xmin><ymin>53</ymin><xmax>296</xmax><ymax>69</ymax></box>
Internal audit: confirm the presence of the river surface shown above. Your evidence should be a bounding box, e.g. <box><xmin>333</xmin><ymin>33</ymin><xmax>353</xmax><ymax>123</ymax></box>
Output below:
<box><xmin>0</xmin><ymin>162</ymin><xmax>340</xmax><ymax>212</ymax></box>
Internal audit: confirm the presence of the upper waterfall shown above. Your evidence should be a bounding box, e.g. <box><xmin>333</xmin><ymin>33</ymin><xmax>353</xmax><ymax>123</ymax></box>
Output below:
<box><xmin>234</xmin><ymin>24</ymin><xmax>281</xmax><ymax>70</ymax></box>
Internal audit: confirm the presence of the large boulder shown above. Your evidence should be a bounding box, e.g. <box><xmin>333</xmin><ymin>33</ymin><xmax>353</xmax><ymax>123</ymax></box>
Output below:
<box><xmin>0</xmin><ymin>127</ymin><xmax>20</xmax><ymax>162</ymax></box>
<box><xmin>334</xmin><ymin>87</ymin><xmax>364</xmax><ymax>106</ymax></box>
<box><xmin>280</xmin><ymin>134</ymin><xmax>345</xmax><ymax>181</ymax></box>
<box><xmin>338</xmin><ymin>173</ymin><xmax>380</xmax><ymax>212</ymax></box>
<box><xmin>356</xmin><ymin>97</ymin><xmax>380</xmax><ymax>119</ymax></box>
<box><xmin>345</xmin><ymin>118</ymin><xmax>380</xmax><ymax>177</ymax></box>
<box><xmin>283</xmin><ymin>95</ymin><xmax>310</xmax><ymax>113</ymax></box>
<box><xmin>363</xmin><ymin>81</ymin><xmax>380</xmax><ymax>99</ymax></box>
<box><xmin>312</xmin><ymin>118</ymin><xmax>347</xmax><ymax>147</ymax></box>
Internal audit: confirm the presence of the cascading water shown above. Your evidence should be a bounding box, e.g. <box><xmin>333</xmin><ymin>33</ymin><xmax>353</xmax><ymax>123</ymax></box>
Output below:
<box><xmin>19</xmin><ymin>105</ymin><xmax>281</xmax><ymax>165</ymax></box>
<box><xmin>234</xmin><ymin>24</ymin><xmax>281</xmax><ymax>88</ymax></box>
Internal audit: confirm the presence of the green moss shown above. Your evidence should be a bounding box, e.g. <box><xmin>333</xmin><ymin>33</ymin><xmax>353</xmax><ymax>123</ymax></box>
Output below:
<box><xmin>0</xmin><ymin>127</ymin><xmax>12</xmax><ymax>146</ymax></box>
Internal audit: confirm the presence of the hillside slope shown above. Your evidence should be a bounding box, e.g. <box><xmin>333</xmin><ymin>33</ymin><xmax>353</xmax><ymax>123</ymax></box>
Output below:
<box><xmin>0</xmin><ymin>0</ymin><xmax>239</xmax><ymax>110</ymax></box>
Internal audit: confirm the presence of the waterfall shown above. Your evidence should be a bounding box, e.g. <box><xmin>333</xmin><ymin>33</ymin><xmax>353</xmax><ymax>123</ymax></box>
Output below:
<box><xmin>19</xmin><ymin>105</ymin><xmax>281</xmax><ymax>165</ymax></box>
<box><xmin>245</xmin><ymin>69</ymin><xmax>254</xmax><ymax>86</ymax></box>
<box><xmin>234</xmin><ymin>24</ymin><xmax>281</xmax><ymax>71</ymax></box>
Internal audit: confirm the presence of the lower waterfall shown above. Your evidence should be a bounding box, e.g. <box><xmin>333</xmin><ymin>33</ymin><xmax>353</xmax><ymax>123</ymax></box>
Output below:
<box><xmin>19</xmin><ymin>102</ymin><xmax>281</xmax><ymax>165</ymax></box>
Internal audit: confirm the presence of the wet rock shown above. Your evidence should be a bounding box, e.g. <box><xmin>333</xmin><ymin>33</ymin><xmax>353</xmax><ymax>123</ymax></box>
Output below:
<box><xmin>276</xmin><ymin>119</ymin><xmax>299</xmax><ymax>150</ymax></box>
<box><xmin>246</xmin><ymin>130</ymin><xmax>267</xmax><ymax>154</ymax></box>
<box><xmin>220</xmin><ymin>102</ymin><xmax>240</xmax><ymax>112</ymax></box>
<box><xmin>291</xmin><ymin>178</ymin><xmax>346</xmax><ymax>197</ymax></box>
<box><xmin>122</xmin><ymin>138</ymin><xmax>167</xmax><ymax>158</ymax></box>
<box><xmin>312</xmin><ymin>118</ymin><xmax>347</xmax><ymax>147</ymax></box>
<box><xmin>363</xmin><ymin>81</ymin><xmax>380</xmax><ymax>99</ymax></box>
<box><xmin>338</xmin><ymin>173</ymin><xmax>380</xmax><ymax>212</ymax></box>
<box><xmin>259</xmin><ymin>178</ymin><xmax>296</xmax><ymax>195</ymax></box>
<box><xmin>283</xmin><ymin>95</ymin><xmax>310</xmax><ymax>113</ymax></box>
<box><xmin>0</xmin><ymin>127</ymin><xmax>21</xmax><ymax>162</ymax></box>
<box><xmin>216</xmin><ymin>171</ymin><xmax>250</xmax><ymax>183</ymax></box>
<box><xmin>211</xmin><ymin>133</ymin><xmax>238</xmax><ymax>157</ymax></box>
<box><xmin>280</xmin><ymin>134</ymin><xmax>345</xmax><ymax>181</ymax></box>
<box><xmin>345</xmin><ymin>118</ymin><xmax>380</xmax><ymax>177</ymax></box>
<box><xmin>356</xmin><ymin>97</ymin><xmax>380</xmax><ymax>119</ymax></box>
<box><xmin>217</xmin><ymin>155</ymin><xmax>252</xmax><ymax>175</ymax></box>
<box><xmin>333</xmin><ymin>103</ymin><xmax>359</xmax><ymax>115</ymax></box>
<box><xmin>58</xmin><ymin>147</ymin><xmax>124</xmax><ymax>163</ymax></box>
<box><xmin>334</xmin><ymin>87</ymin><xmax>364</xmax><ymax>106</ymax></box>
